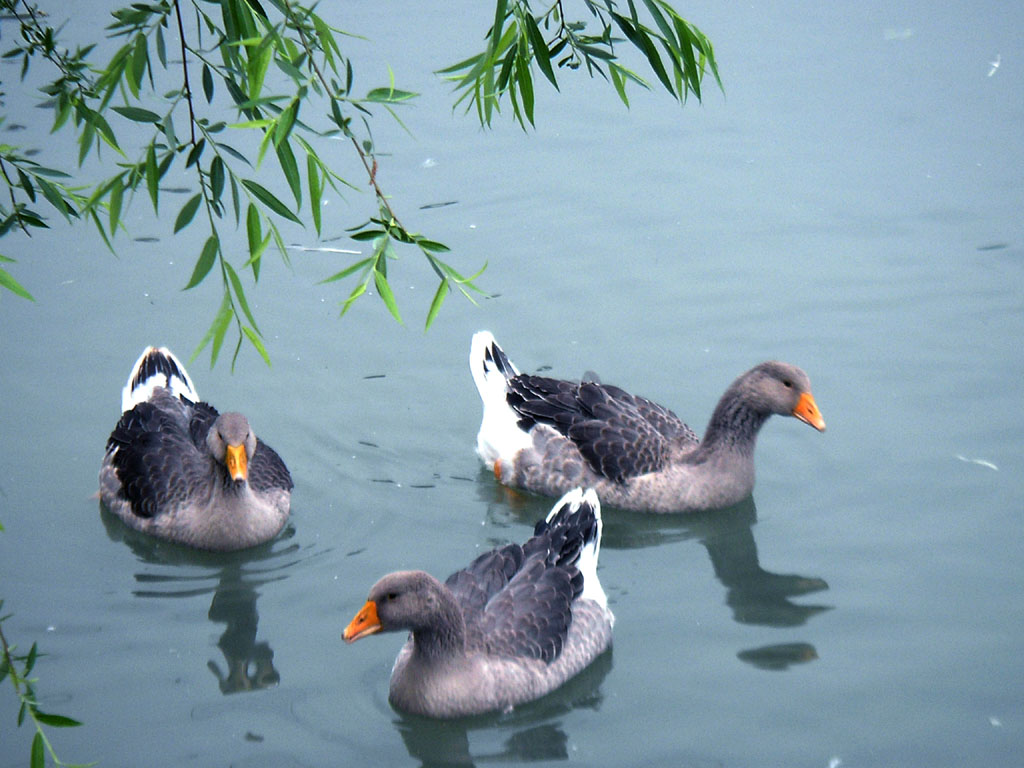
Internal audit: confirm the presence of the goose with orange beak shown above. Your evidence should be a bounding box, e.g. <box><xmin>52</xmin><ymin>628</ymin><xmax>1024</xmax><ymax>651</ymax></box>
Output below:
<box><xmin>343</xmin><ymin>488</ymin><xmax>614</xmax><ymax>718</ymax></box>
<box><xmin>100</xmin><ymin>346</ymin><xmax>293</xmax><ymax>550</ymax></box>
<box><xmin>471</xmin><ymin>332</ymin><xmax>826</xmax><ymax>514</ymax></box>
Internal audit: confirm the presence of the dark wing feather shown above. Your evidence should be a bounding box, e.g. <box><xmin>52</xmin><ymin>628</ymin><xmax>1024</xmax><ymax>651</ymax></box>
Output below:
<box><xmin>506</xmin><ymin>375</ymin><xmax>698</xmax><ymax>483</ymax></box>
<box><xmin>453</xmin><ymin>499</ymin><xmax>594</xmax><ymax>663</ymax></box>
<box><xmin>250</xmin><ymin>441</ymin><xmax>294</xmax><ymax>492</ymax></box>
<box><xmin>475</xmin><ymin>559</ymin><xmax>576</xmax><ymax>662</ymax></box>
<box><xmin>186</xmin><ymin>400</ymin><xmax>219</xmax><ymax>448</ymax></box>
<box><xmin>105</xmin><ymin>397</ymin><xmax>211</xmax><ymax>519</ymax></box>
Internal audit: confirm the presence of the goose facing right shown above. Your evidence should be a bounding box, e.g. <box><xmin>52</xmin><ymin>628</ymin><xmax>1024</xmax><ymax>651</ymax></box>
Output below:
<box><xmin>471</xmin><ymin>331</ymin><xmax>826</xmax><ymax>514</ymax></box>
<box><xmin>343</xmin><ymin>488</ymin><xmax>613</xmax><ymax>718</ymax></box>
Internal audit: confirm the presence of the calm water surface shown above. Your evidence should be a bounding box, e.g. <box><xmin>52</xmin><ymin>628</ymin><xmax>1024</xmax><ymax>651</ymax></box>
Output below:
<box><xmin>1</xmin><ymin>1</ymin><xmax>1022</xmax><ymax>766</ymax></box>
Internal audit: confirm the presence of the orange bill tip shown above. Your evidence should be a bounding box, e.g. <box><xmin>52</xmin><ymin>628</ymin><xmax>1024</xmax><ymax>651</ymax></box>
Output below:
<box><xmin>343</xmin><ymin>600</ymin><xmax>382</xmax><ymax>643</ymax></box>
<box><xmin>792</xmin><ymin>391</ymin><xmax>826</xmax><ymax>432</ymax></box>
<box><xmin>225</xmin><ymin>443</ymin><xmax>248</xmax><ymax>481</ymax></box>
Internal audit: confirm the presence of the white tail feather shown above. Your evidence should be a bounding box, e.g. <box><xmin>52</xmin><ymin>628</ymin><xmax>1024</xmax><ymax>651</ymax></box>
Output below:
<box><xmin>470</xmin><ymin>331</ymin><xmax>531</xmax><ymax>467</ymax></box>
<box><xmin>547</xmin><ymin>488</ymin><xmax>609</xmax><ymax>613</ymax></box>
<box><xmin>121</xmin><ymin>346</ymin><xmax>199</xmax><ymax>412</ymax></box>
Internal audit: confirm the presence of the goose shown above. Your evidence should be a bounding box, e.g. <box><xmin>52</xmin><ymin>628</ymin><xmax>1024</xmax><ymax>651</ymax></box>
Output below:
<box><xmin>99</xmin><ymin>346</ymin><xmax>292</xmax><ymax>550</ymax></box>
<box><xmin>343</xmin><ymin>488</ymin><xmax>613</xmax><ymax>718</ymax></box>
<box><xmin>470</xmin><ymin>331</ymin><xmax>825</xmax><ymax>514</ymax></box>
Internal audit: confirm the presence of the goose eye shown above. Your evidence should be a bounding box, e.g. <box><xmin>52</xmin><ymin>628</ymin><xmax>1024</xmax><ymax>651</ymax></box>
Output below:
<box><xmin>386</xmin><ymin>592</ymin><xmax>398</xmax><ymax>601</ymax></box>
<box><xmin>782</xmin><ymin>379</ymin><xmax>793</xmax><ymax>388</ymax></box>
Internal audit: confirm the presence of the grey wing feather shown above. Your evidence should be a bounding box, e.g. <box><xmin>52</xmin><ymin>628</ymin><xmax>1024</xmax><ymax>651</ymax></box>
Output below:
<box><xmin>250</xmin><ymin>441</ymin><xmax>294</xmax><ymax>492</ymax></box>
<box><xmin>105</xmin><ymin>397</ymin><xmax>209</xmax><ymax>519</ymax></box>
<box><xmin>508</xmin><ymin>375</ymin><xmax>698</xmax><ymax>483</ymax></box>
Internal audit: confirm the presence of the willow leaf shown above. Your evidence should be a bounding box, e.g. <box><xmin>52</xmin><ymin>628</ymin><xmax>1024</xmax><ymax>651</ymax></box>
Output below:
<box><xmin>523</xmin><ymin>12</ymin><xmax>557</xmax><ymax>88</ymax></box>
<box><xmin>320</xmin><ymin>257</ymin><xmax>372</xmax><ymax>284</ymax></box>
<box><xmin>184</xmin><ymin>236</ymin><xmax>219</xmax><ymax>290</ymax></box>
<box><xmin>173</xmin><ymin>194</ymin><xmax>202</xmax><ymax>233</ymax></box>
<box><xmin>241</xmin><ymin>179</ymin><xmax>301</xmax><ymax>223</ymax></box>
<box><xmin>33</xmin><ymin>711</ymin><xmax>83</xmax><ymax>728</ymax></box>
<box><xmin>425</xmin><ymin>277</ymin><xmax>448</xmax><ymax>330</ymax></box>
<box><xmin>31</xmin><ymin>733</ymin><xmax>43</xmax><ymax>768</ymax></box>
<box><xmin>112</xmin><ymin>105</ymin><xmax>160</xmax><ymax>123</ymax></box>
<box><xmin>242</xmin><ymin>325</ymin><xmax>271</xmax><ymax>365</ymax></box>
<box><xmin>373</xmin><ymin>269</ymin><xmax>403</xmax><ymax>324</ymax></box>
<box><xmin>307</xmin><ymin>153</ymin><xmax>322</xmax><ymax>235</ymax></box>
<box><xmin>276</xmin><ymin>141</ymin><xmax>301</xmax><ymax>205</ymax></box>
<box><xmin>224</xmin><ymin>259</ymin><xmax>261</xmax><ymax>332</ymax></box>
<box><xmin>0</xmin><ymin>266</ymin><xmax>35</xmax><ymax>300</ymax></box>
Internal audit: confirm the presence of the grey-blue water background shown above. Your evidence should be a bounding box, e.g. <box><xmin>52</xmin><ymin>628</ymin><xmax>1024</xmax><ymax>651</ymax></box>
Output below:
<box><xmin>2</xmin><ymin>1</ymin><xmax>1022</xmax><ymax>766</ymax></box>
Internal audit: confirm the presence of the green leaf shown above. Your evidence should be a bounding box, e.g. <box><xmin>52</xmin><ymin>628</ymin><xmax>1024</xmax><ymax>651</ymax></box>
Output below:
<box><xmin>111</xmin><ymin>105</ymin><xmax>160</xmax><ymax>124</ymax></box>
<box><xmin>183</xmin><ymin>236</ymin><xmax>219</xmax><ymax>290</ymax></box>
<box><xmin>365</xmin><ymin>87</ymin><xmax>418</xmax><ymax>103</ymax></box>
<box><xmin>276</xmin><ymin>141</ymin><xmax>301</xmax><ymax>205</ymax></box>
<box><xmin>209</xmin><ymin>156</ymin><xmax>225</xmax><ymax>202</ymax></box>
<box><xmin>425</xmin><ymin>277</ymin><xmax>448</xmax><ymax>330</ymax></box>
<box><xmin>307</xmin><ymin>153</ymin><xmax>322</xmax><ymax>235</ymax></box>
<box><xmin>0</xmin><ymin>266</ymin><xmax>35</xmax><ymax>300</ymax></box>
<box><xmin>186</xmin><ymin>138</ymin><xmax>206</xmax><ymax>169</ymax></box>
<box><xmin>131</xmin><ymin>34</ymin><xmax>148</xmax><ymax>92</ymax></box>
<box><xmin>202</xmin><ymin>63</ymin><xmax>214</xmax><ymax>103</ymax></box>
<box><xmin>320</xmin><ymin>257</ymin><xmax>372</xmax><ymax>284</ymax></box>
<box><xmin>416</xmin><ymin>239</ymin><xmax>450</xmax><ymax>254</ymax></box>
<box><xmin>338</xmin><ymin>280</ymin><xmax>367</xmax><ymax>317</ymax></box>
<box><xmin>209</xmin><ymin>293</ymin><xmax>234</xmax><ymax>366</ymax></box>
<box><xmin>241</xmin><ymin>325</ymin><xmax>271</xmax><ymax>365</ymax></box>
<box><xmin>224</xmin><ymin>260</ymin><xmax>260</xmax><ymax>332</ymax></box>
<box><xmin>273</xmin><ymin>102</ymin><xmax>297</xmax><ymax>147</ymax></box>
<box><xmin>145</xmin><ymin>145</ymin><xmax>159</xmax><ymax>212</ymax></box>
<box><xmin>373</xmin><ymin>269</ymin><xmax>403</xmax><ymax>324</ymax></box>
<box><xmin>156</xmin><ymin>24</ymin><xmax>167</xmax><ymax>67</ymax></box>
<box><xmin>349</xmin><ymin>229</ymin><xmax>386</xmax><ymax>242</ymax></box>
<box><xmin>108</xmin><ymin>178</ymin><xmax>124</xmax><ymax>235</ymax></box>
<box><xmin>245</xmin><ymin>203</ymin><xmax>261</xmax><ymax>259</ymax></box>
<box><xmin>36</xmin><ymin>179</ymin><xmax>73</xmax><ymax>220</ymax></box>
<box><xmin>523</xmin><ymin>12</ymin><xmax>557</xmax><ymax>88</ymax></box>
<box><xmin>17</xmin><ymin>169</ymin><xmax>36</xmax><ymax>202</ymax></box>
<box><xmin>33</xmin><ymin>711</ymin><xmax>83</xmax><ymax>728</ymax></box>
<box><xmin>31</xmin><ymin>732</ymin><xmax>44</xmax><ymax>768</ymax></box>
<box><xmin>241</xmin><ymin>180</ymin><xmax>301</xmax><ymax>224</ymax></box>
<box><xmin>173</xmin><ymin>194</ymin><xmax>203</xmax><ymax>233</ymax></box>
<box><xmin>26</xmin><ymin>642</ymin><xmax>38</xmax><ymax>674</ymax></box>
<box><xmin>247</xmin><ymin>41</ymin><xmax>273</xmax><ymax>100</ymax></box>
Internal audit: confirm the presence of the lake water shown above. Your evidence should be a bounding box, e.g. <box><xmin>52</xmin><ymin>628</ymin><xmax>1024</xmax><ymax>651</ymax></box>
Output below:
<box><xmin>1</xmin><ymin>1</ymin><xmax>1022</xmax><ymax>766</ymax></box>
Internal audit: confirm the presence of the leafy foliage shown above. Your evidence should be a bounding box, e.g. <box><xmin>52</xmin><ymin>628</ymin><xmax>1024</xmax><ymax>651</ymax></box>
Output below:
<box><xmin>441</xmin><ymin>0</ymin><xmax>722</xmax><ymax>127</ymax></box>
<box><xmin>0</xmin><ymin>601</ymin><xmax>92</xmax><ymax>768</ymax></box>
<box><xmin>0</xmin><ymin>0</ymin><xmax>719</xmax><ymax>365</ymax></box>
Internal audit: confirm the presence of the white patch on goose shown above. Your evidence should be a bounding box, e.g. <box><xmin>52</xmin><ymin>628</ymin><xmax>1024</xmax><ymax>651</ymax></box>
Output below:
<box><xmin>471</xmin><ymin>331</ymin><xmax>531</xmax><ymax>467</ymax></box>
<box><xmin>552</xmin><ymin>488</ymin><xmax>610</xmax><ymax>614</ymax></box>
<box><xmin>121</xmin><ymin>346</ymin><xmax>199</xmax><ymax>412</ymax></box>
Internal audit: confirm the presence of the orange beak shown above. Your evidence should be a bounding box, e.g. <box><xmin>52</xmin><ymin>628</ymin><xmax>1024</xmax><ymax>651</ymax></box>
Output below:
<box><xmin>343</xmin><ymin>600</ymin><xmax>382</xmax><ymax>643</ymax></box>
<box><xmin>225</xmin><ymin>443</ymin><xmax>248</xmax><ymax>481</ymax></box>
<box><xmin>792</xmin><ymin>392</ymin><xmax>826</xmax><ymax>432</ymax></box>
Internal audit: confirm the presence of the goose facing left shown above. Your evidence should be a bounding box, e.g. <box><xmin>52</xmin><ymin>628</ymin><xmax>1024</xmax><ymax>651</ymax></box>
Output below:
<box><xmin>343</xmin><ymin>488</ymin><xmax>614</xmax><ymax>719</ymax></box>
<box><xmin>99</xmin><ymin>346</ymin><xmax>293</xmax><ymax>550</ymax></box>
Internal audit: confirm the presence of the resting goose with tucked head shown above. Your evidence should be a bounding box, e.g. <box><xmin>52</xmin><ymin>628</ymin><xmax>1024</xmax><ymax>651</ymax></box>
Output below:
<box><xmin>343</xmin><ymin>488</ymin><xmax>613</xmax><ymax>718</ymax></box>
<box><xmin>99</xmin><ymin>346</ymin><xmax>293</xmax><ymax>550</ymax></box>
<box><xmin>470</xmin><ymin>331</ymin><xmax>826</xmax><ymax>514</ymax></box>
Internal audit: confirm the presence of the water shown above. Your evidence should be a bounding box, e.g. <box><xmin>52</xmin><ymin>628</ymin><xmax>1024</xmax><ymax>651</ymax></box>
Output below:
<box><xmin>2</xmin><ymin>1</ymin><xmax>1023</xmax><ymax>766</ymax></box>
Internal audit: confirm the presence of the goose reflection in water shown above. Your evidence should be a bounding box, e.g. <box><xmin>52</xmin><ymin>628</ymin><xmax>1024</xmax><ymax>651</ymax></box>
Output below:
<box><xmin>100</xmin><ymin>503</ymin><xmax>301</xmax><ymax>693</ymax></box>
<box><xmin>394</xmin><ymin>651</ymin><xmax>613</xmax><ymax>768</ymax></box>
<box><xmin>480</xmin><ymin>481</ymin><xmax>830</xmax><ymax>671</ymax></box>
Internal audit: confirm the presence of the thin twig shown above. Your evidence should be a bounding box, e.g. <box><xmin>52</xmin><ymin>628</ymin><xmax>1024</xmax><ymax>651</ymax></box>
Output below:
<box><xmin>281</xmin><ymin>0</ymin><xmax>403</xmax><ymax>226</ymax></box>
<box><xmin>173</xmin><ymin>0</ymin><xmax>197</xmax><ymax>146</ymax></box>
